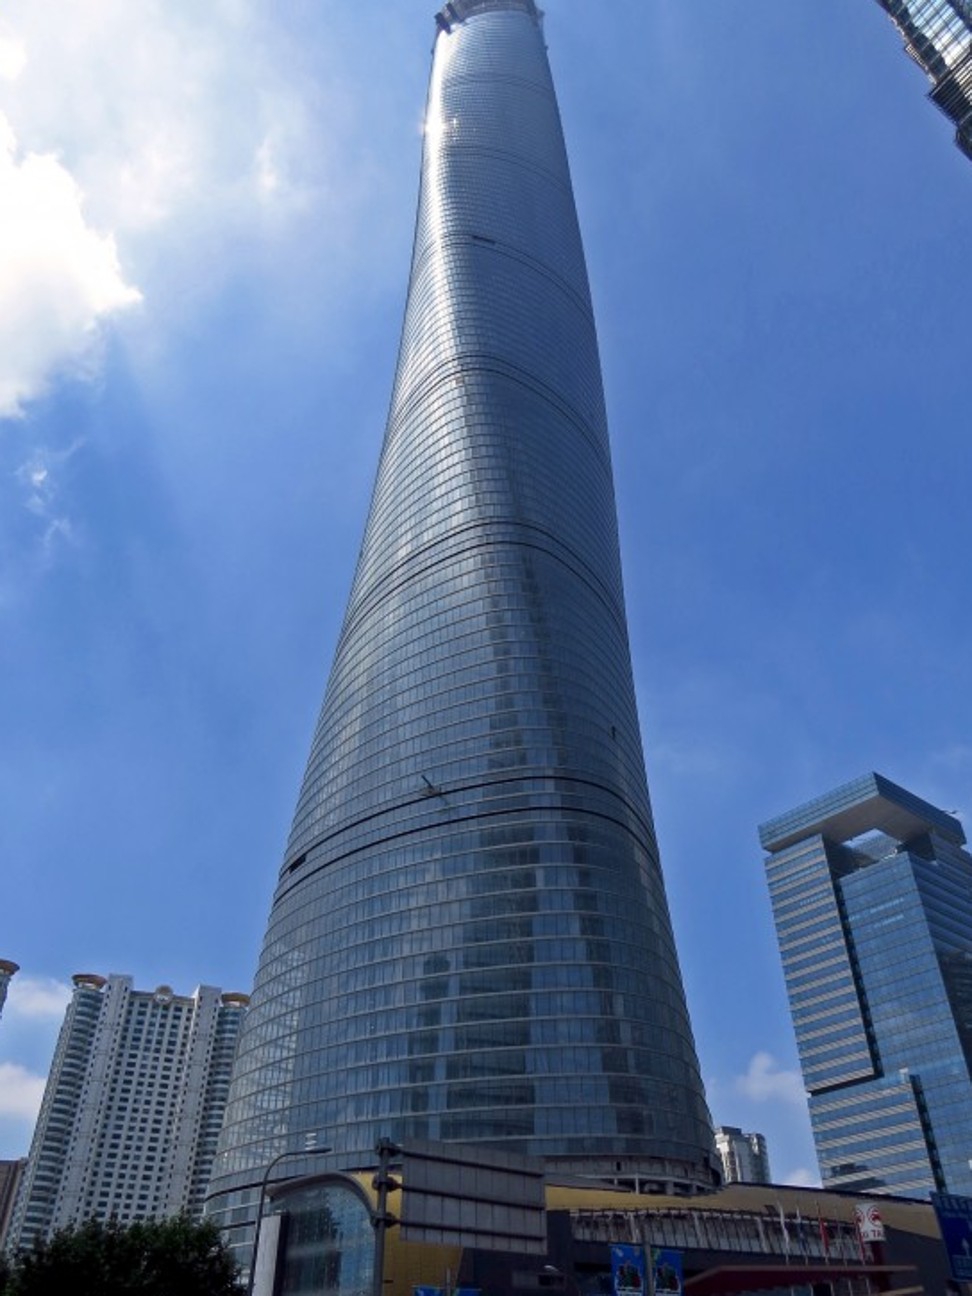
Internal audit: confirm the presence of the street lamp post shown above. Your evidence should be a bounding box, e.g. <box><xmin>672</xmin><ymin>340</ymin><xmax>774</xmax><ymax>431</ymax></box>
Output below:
<box><xmin>247</xmin><ymin>1144</ymin><xmax>333</xmax><ymax>1296</ymax></box>
<box><xmin>371</xmin><ymin>1138</ymin><xmax>402</xmax><ymax>1296</ymax></box>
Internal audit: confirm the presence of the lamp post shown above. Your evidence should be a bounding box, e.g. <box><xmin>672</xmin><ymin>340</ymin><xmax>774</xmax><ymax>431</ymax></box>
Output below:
<box><xmin>371</xmin><ymin>1138</ymin><xmax>402</xmax><ymax>1296</ymax></box>
<box><xmin>247</xmin><ymin>1143</ymin><xmax>333</xmax><ymax>1296</ymax></box>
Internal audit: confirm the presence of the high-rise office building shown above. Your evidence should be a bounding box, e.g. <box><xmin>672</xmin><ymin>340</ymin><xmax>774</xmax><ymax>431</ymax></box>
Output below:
<box><xmin>762</xmin><ymin>772</ymin><xmax>972</xmax><ymax>1199</ymax></box>
<box><xmin>875</xmin><ymin>0</ymin><xmax>972</xmax><ymax>159</ymax></box>
<box><xmin>714</xmin><ymin>1127</ymin><xmax>771</xmax><ymax>1185</ymax></box>
<box><xmin>7</xmin><ymin>974</ymin><xmax>248</xmax><ymax>1248</ymax></box>
<box><xmin>0</xmin><ymin>960</ymin><xmax>18</xmax><ymax>1021</ymax></box>
<box><xmin>207</xmin><ymin>0</ymin><xmax>717</xmax><ymax>1254</ymax></box>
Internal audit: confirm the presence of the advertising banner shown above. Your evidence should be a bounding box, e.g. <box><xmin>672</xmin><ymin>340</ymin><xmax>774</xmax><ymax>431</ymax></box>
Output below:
<box><xmin>611</xmin><ymin>1244</ymin><xmax>647</xmax><ymax>1296</ymax></box>
<box><xmin>651</xmin><ymin>1248</ymin><xmax>683</xmax><ymax>1296</ymax></box>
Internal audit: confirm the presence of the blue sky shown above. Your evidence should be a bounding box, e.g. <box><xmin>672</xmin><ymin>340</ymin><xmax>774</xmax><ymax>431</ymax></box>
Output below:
<box><xmin>1</xmin><ymin>1</ymin><xmax>970</xmax><ymax>1187</ymax></box>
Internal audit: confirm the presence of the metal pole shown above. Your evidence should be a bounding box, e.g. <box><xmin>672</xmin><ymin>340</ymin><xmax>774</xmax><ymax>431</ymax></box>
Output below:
<box><xmin>247</xmin><ymin>1144</ymin><xmax>332</xmax><ymax>1296</ymax></box>
<box><xmin>371</xmin><ymin>1138</ymin><xmax>401</xmax><ymax>1296</ymax></box>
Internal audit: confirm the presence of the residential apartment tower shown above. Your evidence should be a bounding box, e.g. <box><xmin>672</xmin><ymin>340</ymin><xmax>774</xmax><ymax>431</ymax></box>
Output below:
<box><xmin>7</xmin><ymin>974</ymin><xmax>248</xmax><ymax>1247</ymax></box>
<box><xmin>714</xmin><ymin>1127</ymin><xmax>771</xmax><ymax>1185</ymax></box>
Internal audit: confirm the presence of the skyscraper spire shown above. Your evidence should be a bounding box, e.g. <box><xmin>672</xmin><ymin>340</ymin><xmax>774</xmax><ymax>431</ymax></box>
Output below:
<box><xmin>208</xmin><ymin>1</ymin><xmax>716</xmax><ymax>1257</ymax></box>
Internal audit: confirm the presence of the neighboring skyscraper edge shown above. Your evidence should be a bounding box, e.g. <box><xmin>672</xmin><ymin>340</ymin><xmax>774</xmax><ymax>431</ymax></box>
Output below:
<box><xmin>763</xmin><ymin>774</ymin><xmax>972</xmax><ymax>1198</ymax></box>
<box><xmin>874</xmin><ymin>0</ymin><xmax>972</xmax><ymax>162</ymax></box>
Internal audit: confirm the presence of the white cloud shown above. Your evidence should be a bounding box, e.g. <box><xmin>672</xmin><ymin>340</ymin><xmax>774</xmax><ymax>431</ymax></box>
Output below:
<box><xmin>255</xmin><ymin>137</ymin><xmax>281</xmax><ymax>198</ymax></box>
<box><xmin>0</xmin><ymin>978</ymin><xmax>67</xmax><ymax>1155</ymax></box>
<box><xmin>5</xmin><ymin>975</ymin><xmax>72</xmax><ymax>1020</ymax></box>
<box><xmin>0</xmin><ymin>0</ymin><xmax>326</xmax><ymax>421</ymax></box>
<box><xmin>736</xmin><ymin>1050</ymin><xmax>806</xmax><ymax>1107</ymax></box>
<box><xmin>0</xmin><ymin>30</ymin><xmax>26</xmax><ymax>82</ymax></box>
<box><xmin>0</xmin><ymin>1062</ymin><xmax>46</xmax><ymax>1120</ymax></box>
<box><xmin>12</xmin><ymin>439</ymin><xmax>86</xmax><ymax>560</ymax></box>
<box><xmin>2</xmin><ymin>0</ymin><xmax>323</xmax><ymax>234</ymax></box>
<box><xmin>782</xmin><ymin>1165</ymin><xmax>821</xmax><ymax>1188</ymax></box>
<box><xmin>0</xmin><ymin>113</ymin><xmax>141</xmax><ymax>419</ymax></box>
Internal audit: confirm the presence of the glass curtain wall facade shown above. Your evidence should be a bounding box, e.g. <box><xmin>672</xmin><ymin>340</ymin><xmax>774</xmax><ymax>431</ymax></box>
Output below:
<box><xmin>762</xmin><ymin>772</ymin><xmax>972</xmax><ymax>1198</ymax></box>
<box><xmin>875</xmin><ymin>0</ymin><xmax>972</xmax><ymax>158</ymax></box>
<box><xmin>207</xmin><ymin>0</ymin><xmax>716</xmax><ymax>1256</ymax></box>
<box><xmin>267</xmin><ymin>1179</ymin><xmax>375</xmax><ymax>1296</ymax></box>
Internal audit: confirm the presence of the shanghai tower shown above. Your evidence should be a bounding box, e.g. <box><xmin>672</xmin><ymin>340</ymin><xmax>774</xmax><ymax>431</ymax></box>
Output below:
<box><xmin>208</xmin><ymin>0</ymin><xmax>716</xmax><ymax>1238</ymax></box>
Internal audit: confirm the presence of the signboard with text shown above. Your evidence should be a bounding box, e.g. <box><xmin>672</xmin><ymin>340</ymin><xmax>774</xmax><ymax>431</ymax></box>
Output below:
<box><xmin>932</xmin><ymin>1193</ymin><xmax>972</xmax><ymax>1281</ymax></box>
<box><xmin>854</xmin><ymin>1202</ymin><xmax>885</xmax><ymax>1244</ymax></box>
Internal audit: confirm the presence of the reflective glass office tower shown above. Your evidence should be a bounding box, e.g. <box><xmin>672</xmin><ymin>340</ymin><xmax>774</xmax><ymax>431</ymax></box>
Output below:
<box><xmin>875</xmin><ymin>0</ymin><xmax>972</xmax><ymax>159</ymax></box>
<box><xmin>207</xmin><ymin>0</ymin><xmax>717</xmax><ymax>1251</ymax></box>
<box><xmin>762</xmin><ymin>773</ymin><xmax>972</xmax><ymax>1199</ymax></box>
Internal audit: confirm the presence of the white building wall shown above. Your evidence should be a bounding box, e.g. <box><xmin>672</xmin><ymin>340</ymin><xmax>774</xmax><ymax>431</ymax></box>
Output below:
<box><xmin>715</xmin><ymin>1126</ymin><xmax>772</xmax><ymax>1185</ymax></box>
<box><xmin>7</xmin><ymin>973</ymin><xmax>247</xmax><ymax>1248</ymax></box>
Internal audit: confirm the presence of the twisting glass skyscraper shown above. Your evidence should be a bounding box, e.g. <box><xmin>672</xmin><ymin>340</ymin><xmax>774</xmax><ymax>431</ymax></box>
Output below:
<box><xmin>207</xmin><ymin>0</ymin><xmax>716</xmax><ymax>1246</ymax></box>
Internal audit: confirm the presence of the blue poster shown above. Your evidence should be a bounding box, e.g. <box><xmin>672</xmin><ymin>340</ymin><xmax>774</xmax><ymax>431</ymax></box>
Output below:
<box><xmin>611</xmin><ymin>1244</ymin><xmax>647</xmax><ymax>1296</ymax></box>
<box><xmin>651</xmin><ymin>1249</ymin><xmax>682</xmax><ymax>1296</ymax></box>
<box><xmin>932</xmin><ymin>1194</ymin><xmax>972</xmax><ymax>1281</ymax></box>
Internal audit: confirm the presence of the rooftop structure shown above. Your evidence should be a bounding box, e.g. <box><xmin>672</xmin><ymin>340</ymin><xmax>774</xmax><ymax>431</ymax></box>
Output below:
<box><xmin>758</xmin><ymin>771</ymin><xmax>965</xmax><ymax>854</ymax></box>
